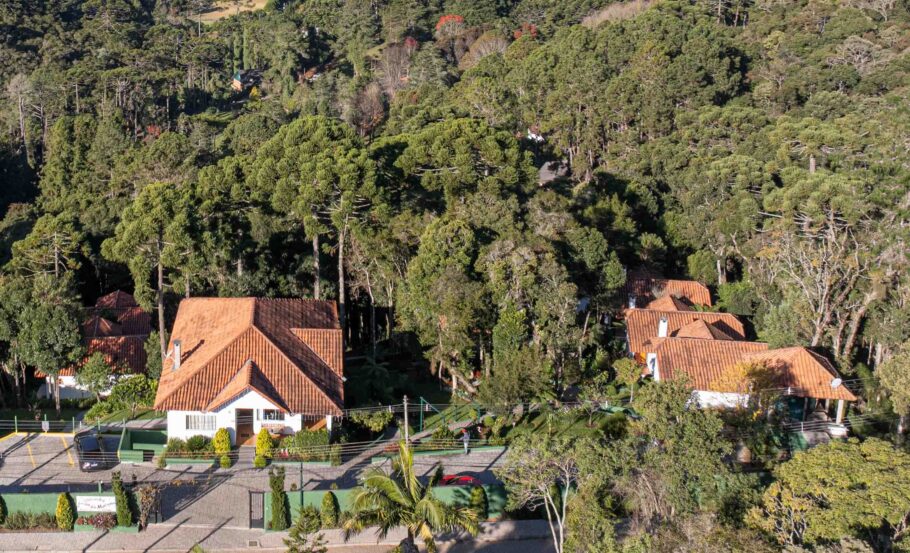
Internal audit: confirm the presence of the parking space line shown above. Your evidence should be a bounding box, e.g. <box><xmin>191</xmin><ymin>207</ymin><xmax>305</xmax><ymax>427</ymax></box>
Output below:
<box><xmin>26</xmin><ymin>440</ymin><xmax>36</xmax><ymax>468</ymax></box>
<box><xmin>62</xmin><ymin>437</ymin><xmax>74</xmax><ymax>467</ymax></box>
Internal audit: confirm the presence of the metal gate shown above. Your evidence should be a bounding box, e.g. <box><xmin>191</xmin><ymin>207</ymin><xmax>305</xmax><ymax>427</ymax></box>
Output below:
<box><xmin>249</xmin><ymin>491</ymin><xmax>265</xmax><ymax>529</ymax></box>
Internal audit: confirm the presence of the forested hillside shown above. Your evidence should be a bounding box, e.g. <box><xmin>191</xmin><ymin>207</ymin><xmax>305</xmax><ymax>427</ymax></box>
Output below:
<box><xmin>1</xmin><ymin>0</ymin><xmax>910</xmax><ymax>548</ymax></box>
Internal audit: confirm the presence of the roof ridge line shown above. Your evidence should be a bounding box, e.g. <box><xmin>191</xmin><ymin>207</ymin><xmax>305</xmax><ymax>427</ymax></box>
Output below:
<box><xmin>154</xmin><ymin>325</ymin><xmax>257</xmax><ymax>410</ymax></box>
<box><xmin>250</xmin><ymin>325</ymin><xmax>342</xmax><ymax>410</ymax></box>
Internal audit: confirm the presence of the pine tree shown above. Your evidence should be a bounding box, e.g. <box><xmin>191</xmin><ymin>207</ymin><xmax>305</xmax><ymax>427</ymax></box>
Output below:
<box><xmin>269</xmin><ymin>467</ymin><xmax>289</xmax><ymax>530</ymax></box>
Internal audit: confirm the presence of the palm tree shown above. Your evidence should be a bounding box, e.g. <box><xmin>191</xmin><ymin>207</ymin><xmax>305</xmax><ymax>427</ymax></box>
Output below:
<box><xmin>343</xmin><ymin>441</ymin><xmax>479</xmax><ymax>553</ymax></box>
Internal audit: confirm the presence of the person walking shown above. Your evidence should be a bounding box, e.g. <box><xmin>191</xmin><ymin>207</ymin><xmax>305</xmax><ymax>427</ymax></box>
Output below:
<box><xmin>461</xmin><ymin>428</ymin><xmax>471</xmax><ymax>455</ymax></box>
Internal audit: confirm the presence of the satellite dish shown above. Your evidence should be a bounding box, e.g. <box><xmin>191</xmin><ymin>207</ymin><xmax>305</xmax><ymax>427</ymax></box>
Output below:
<box><xmin>831</xmin><ymin>378</ymin><xmax>843</xmax><ymax>389</ymax></box>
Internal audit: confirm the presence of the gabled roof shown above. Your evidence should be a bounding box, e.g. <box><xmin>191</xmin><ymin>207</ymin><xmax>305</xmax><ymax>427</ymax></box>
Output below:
<box><xmin>95</xmin><ymin>290</ymin><xmax>139</xmax><ymax>310</ymax></box>
<box><xmin>625</xmin><ymin>309</ymin><xmax>746</xmax><ymax>354</ymax></box>
<box><xmin>83</xmin><ymin>316</ymin><xmax>122</xmax><ymax>338</ymax></box>
<box><xmin>622</xmin><ymin>269</ymin><xmax>712</xmax><ymax>307</ymax></box>
<box><xmin>154</xmin><ymin>298</ymin><xmax>343</xmax><ymax>416</ymax></box>
<box><xmin>741</xmin><ymin>347</ymin><xmax>856</xmax><ymax>401</ymax></box>
<box><xmin>647</xmin><ymin>338</ymin><xmax>856</xmax><ymax>401</ymax></box>
<box><xmin>644</xmin><ymin>295</ymin><xmax>693</xmax><ymax>311</ymax></box>
<box><xmin>674</xmin><ymin>319</ymin><xmax>736</xmax><ymax>341</ymax></box>
<box><xmin>50</xmin><ymin>336</ymin><xmax>148</xmax><ymax>378</ymax></box>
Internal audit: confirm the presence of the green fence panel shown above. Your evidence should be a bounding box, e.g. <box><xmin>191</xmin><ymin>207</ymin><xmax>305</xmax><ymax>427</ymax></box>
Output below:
<box><xmin>0</xmin><ymin>492</ymin><xmax>117</xmax><ymax>516</ymax></box>
<box><xmin>264</xmin><ymin>484</ymin><xmax>508</xmax><ymax>526</ymax></box>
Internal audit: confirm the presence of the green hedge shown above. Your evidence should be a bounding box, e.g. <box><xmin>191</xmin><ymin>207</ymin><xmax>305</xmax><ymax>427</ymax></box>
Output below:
<box><xmin>0</xmin><ymin>492</ymin><xmax>117</xmax><ymax>516</ymax></box>
<box><xmin>264</xmin><ymin>484</ymin><xmax>509</xmax><ymax>524</ymax></box>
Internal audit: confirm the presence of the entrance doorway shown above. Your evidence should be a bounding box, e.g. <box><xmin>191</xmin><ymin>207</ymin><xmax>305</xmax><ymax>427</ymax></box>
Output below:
<box><xmin>235</xmin><ymin>409</ymin><xmax>255</xmax><ymax>445</ymax></box>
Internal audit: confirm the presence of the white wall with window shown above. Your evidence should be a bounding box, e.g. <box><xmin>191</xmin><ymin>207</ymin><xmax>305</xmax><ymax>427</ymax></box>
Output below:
<box><xmin>165</xmin><ymin>390</ymin><xmax>306</xmax><ymax>445</ymax></box>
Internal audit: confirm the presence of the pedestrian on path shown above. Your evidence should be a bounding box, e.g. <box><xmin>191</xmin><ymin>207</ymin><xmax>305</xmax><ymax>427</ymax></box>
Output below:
<box><xmin>461</xmin><ymin>428</ymin><xmax>470</xmax><ymax>454</ymax></box>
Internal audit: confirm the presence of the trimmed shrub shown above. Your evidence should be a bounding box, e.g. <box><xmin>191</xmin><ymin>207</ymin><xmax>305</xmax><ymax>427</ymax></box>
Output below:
<box><xmin>112</xmin><ymin>471</ymin><xmax>133</xmax><ymax>526</ymax></box>
<box><xmin>320</xmin><ymin>491</ymin><xmax>339</xmax><ymax>529</ymax></box>
<box><xmin>470</xmin><ymin>486</ymin><xmax>488</xmax><ymax>520</ymax></box>
<box><xmin>212</xmin><ymin>428</ymin><xmax>231</xmax><ymax>455</ymax></box>
<box><xmin>185</xmin><ymin>434</ymin><xmax>210</xmax><ymax>453</ymax></box>
<box><xmin>256</xmin><ymin>428</ymin><xmax>274</xmax><ymax>459</ymax></box>
<box><xmin>219</xmin><ymin>454</ymin><xmax>232</xmax><ymax>469</ymax></box>
<box><xmin>4</xmin><ymin>511</ymin><xmax>56</xmax><ymax>530</ymax></box>
<box><xmin>56</xmin><ymin>493</ymin><xmax>75</xmax><ymax>531</ymax></box>
<box><xmin>269</xmin><ymin>467</ymin><xmax>289</xmax><ymax>530</ymax></box>
<box><xmin>254</xmin><ymin>454</ymin><xmax>267</xmax><ymax>468</ymax></box>
<box><xmin>276</xmin><ymin>429</ymin><xmax>329</xmax><ymax>461</ymax></box>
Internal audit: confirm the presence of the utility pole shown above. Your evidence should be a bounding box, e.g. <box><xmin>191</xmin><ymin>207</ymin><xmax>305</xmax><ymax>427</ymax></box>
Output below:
<box><xmin>403</xmin><ymin>395</ymin><xmax>409</xmax><ymax>444</ymax></box>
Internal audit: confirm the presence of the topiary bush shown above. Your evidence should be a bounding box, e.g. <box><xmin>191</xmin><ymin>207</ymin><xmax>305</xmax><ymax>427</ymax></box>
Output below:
<box><xmin>268</xmin><ymin>467</ymin><xmax>289</xmax><ymax>531</ymax></box>
<box><xmin>212</xmin><ymin>428</ymin><xmax>231</xmax><ymax>456</ymax></box>
<box><xmin>219</xmin><ymin>454</ymin><xmax>231</xmax><ymax>469</ymax></box>
<box><xmin>470</xmin><ymin>486</ymin><xmax>488</xmax><ymax>521</ymax></box>
<box><xmin>254</xmin><ymin>454</ymin><xmax>267</xmax><ymax>469</ymax></box>
<box><xmin>256</xmin><ymin>428</ymin><xmax>273</xmax><ymax>459</ymax></box>
<box><xmin>112</xmin><ymin>471</ymin><xmax>133</xmax><ymax>526</ymax></box>
<box><xmin>320</xmin><ymin>491</ymin><xmax>339</xmax><ymax>529</ymax></box>
<box><xmin>55</xmin><ymin>492</ymin><xmax>74</xmax><ymax>531</ymax></box>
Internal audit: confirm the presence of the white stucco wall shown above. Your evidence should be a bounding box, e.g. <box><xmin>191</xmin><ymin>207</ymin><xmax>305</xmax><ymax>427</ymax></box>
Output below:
<box><xmin>166</xmin><ymin>390</ymin><xmax>305</xmax><ymax>445</ymax></box>
<box><xmin>691</xmin><ymin>390</ymin><xmax>749</xmax><ymax>409</ymax></box>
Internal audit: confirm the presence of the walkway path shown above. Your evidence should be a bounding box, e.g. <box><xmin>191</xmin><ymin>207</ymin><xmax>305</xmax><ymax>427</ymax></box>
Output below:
<box><xmin>0</xmin><ymin>520</ymin><xmax>553</xmax><ymax>552</ymax></box>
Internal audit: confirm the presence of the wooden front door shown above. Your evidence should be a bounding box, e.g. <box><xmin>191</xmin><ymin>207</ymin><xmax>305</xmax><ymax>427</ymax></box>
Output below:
<box><xmin>235</xmin><ymin>409</ymin><xmax>255</xmax><ymax>445</ymax></box>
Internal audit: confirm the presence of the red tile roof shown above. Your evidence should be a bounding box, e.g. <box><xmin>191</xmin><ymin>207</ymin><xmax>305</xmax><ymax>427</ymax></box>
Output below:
<box><xmin>647</xmin><ymin>338</ymin><xmax>856</xmax><ymax>401</ymax></box>
<box><xmin>625</xmin><ymin>309</ymin><xmax>746</xmax><ymax>354</ymax></box>
<box><xmin>644</xmin><ymin>295</ymin><xmax>694</xmax><ymax>311</ymax></box>
<box><xmin>154</xmin><ymin>298</ymin><xmax>344</xmax><ymax>416</ymax></box>
<box><xmin>95</xmin><ymin>290</ymin><xmax>138</xmax><ymax>309</ymax></box>
<box><xmin>622</xmin><ymin>269</ymin><xmax>712</xmax><ymax>307</ymax></box>
<box><xmin>741</xmin><ymin>347</ymin><xmax>856</xmax><ymax>401</ymax></box>
<box><xmin>674</xmin><ymin>319</ymin><xmax>736</xmax><ymax>341</ymax></box>
<box><xmin>52</xmin><ymin>336</ymin><xmax>148</xmax><ymax>377</ymax></box>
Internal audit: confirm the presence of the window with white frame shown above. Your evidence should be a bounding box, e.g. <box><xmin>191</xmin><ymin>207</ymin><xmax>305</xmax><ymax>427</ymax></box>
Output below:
<box><xmin>185</xmin><ymin>414</ymin><xmax>216</xmax><ymax>431</ymax></box>
<box><xmin>261</xmin><ymin>409</ymin><xmax>284</xmax><ymax>421</ymax></box>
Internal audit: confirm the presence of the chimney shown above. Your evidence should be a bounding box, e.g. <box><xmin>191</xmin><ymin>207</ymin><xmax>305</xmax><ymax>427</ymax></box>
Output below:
<box><xmin>173</xmin><ymin>340</ymin><xmax>182</xmax><ymax>371</ymax></box>
<box><xmin>628</xmin><ymin>294</ymin><xmax>637</xmax><ymax>309</ymax></box>
<box><xmin>658</xmin><ymin>317</ymin><xmax>668</xmax><ymax>338</ymax></box>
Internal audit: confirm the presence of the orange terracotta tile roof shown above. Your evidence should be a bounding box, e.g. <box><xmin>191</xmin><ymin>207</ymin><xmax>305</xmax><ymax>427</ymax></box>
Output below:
<box><xmin>51</xmin><ymin>336</ymin><xmax>148</xmax><ymax>378</ymax></box>
<box><xmin>154</xmin><ymin>298</ymin><xmax>344</xmax><ymax>416</ymax></box>
<box><xmin>95</xmin><ymin>290</ymin><xmax>138</xmax><ymax>309</ymax></box>
<box><xmin>674</xmin><ymin>319</ymin><xmax>736</xmax><ymax>341</ymax></box>
<box><xmin>622</xmin><ymin>269</ymin><xmax>712</xmax><ymax>307</ymax></box>
<box><xmin>644</xmin><ymin>295</ymin><xmax>694</xmax><ymax>311</ymax></box>
<box><xmin>625</xmin><ymin>309</ymin><xmax>746</xmax><ymax>354</ymax></box>
<box><xmin>82</xmin><ymin>316</ymin><xmax>122</xmax><ymax>338</ymax></box>
<box><xmin>647</xmin><ymin>338</ymin><xmax>856</xmax><ymax>401</ymax></box>
<box><xmin>741</xmin><ymin>347</ymin><xmax>857</xmax><ymax>401</ymax></box>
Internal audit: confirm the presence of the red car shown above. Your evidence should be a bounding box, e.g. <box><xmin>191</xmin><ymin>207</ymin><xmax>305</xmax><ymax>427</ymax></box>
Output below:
<box><xmin>439</xmin><ymin>474</ymin><xmax>480</xmax><ymax>487</ymax></box>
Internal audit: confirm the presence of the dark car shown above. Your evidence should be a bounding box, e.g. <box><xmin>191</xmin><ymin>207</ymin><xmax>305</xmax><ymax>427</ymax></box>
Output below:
<box><xmin>439</xmin><ymin>474</ymin><xmax>481</xmax><ymax>487</ymax></box>
<box><xmin>74</xmin><ymin>432</ymin><xmax>116</xmax><ymax>472</ymax></box>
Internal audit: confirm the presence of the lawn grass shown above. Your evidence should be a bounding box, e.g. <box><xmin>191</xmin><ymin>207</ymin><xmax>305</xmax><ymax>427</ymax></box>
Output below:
<box><xmin>98</xmin><ymin>408</ymin><xmax>166</xmax><ymax>424</ymax></box>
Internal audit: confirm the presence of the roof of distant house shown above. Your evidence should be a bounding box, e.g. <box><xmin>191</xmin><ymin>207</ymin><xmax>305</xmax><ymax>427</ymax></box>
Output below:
<box><xmin>625</xmin><ymin>309</ymin><xmax>746</xmax><ymax>354</ymax></box>
<box><xmin>154</xmin><ymin>298</ymin><xmax>344</xmax><ymax>416</ymax></box>
<box><xmin>646</xmin><ymin>338</ymin><xmax>856</xmax><ymax>401</ymax></box>
<box><xmin>622</xmin><ymin>268</ymin><xmax>712</xmax><ymax>307</ymax></box>
<box><xmin>644</xmin><ymin>295</ymin><xmax>694</xmax><ymax>311</ymax></box>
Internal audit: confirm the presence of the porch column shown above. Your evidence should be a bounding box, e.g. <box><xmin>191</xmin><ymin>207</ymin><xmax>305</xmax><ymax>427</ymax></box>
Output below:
<box><xmin>325</xmin><ymin>415</ymin><xmax>333</xmax><ymax>435</ymax></box>
<box><xmin>835</xmin><ymin>400</ymin><xmax>845</xmax><ymax>424</ymax></box>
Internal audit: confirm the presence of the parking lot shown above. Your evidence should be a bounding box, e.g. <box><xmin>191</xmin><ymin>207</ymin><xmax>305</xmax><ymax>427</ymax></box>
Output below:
<box><xmin>0</xmin><ymin>432</ymin><xmax>126</xmax><ymax>487</ymax></box>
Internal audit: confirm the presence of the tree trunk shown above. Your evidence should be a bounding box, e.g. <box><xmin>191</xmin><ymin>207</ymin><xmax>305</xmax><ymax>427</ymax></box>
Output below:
<box><xmin>716</xmin><ymin>257</ymin><xmax>727</xmax><ymax>285</ymax></box>
<box><xmin>337</xmin><ymin>227</ymin><xmax>346</xmax><ymax>337</ymax></box>
<box><xmin>157</xmin><ymin>247</ymin><xmax>167</xmax><ymax>360</ymax></box>
<box><xmin>54</xmin><ymin>376</ymin><xmax>61</xmax><ymax>415</ymax></box>
<box><xmin>312</xmin><ymin>235</ymin><xmax>321</xmax><ymax>299</ymax></box>
<box><xmin>398</xmin><ymin>532</ymin><xmax>419</xmax><ymax>553</ymax></box>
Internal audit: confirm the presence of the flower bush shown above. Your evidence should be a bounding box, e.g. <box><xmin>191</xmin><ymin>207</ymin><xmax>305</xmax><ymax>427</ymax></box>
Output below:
<box><xmin>76</xmin><ymin>513</ymin><xmax>116</xmax><ymax>530</ymax></box>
